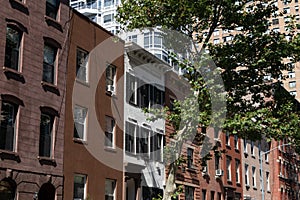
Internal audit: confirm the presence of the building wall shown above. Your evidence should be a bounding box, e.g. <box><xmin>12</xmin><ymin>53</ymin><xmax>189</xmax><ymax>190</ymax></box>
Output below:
<box><xmin>0</xmin><ymin>0</ymin><xmax>69</xmax><ymax>199</ymax></box>
<box><xmin>241</xmin><ymin>139</ymin><xmax>272</xmax><ymax>200</ymax></box>
<box><xmin>64</xmin><ymin>10</ymin><xmax>124</xmax><ymax>200</ymax></box>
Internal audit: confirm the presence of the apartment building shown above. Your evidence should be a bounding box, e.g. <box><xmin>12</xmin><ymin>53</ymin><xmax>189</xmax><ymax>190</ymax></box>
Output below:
<box><xmin>63</xmin><ymin>9</ymin><xmax>124</xmax><ymax>200</ymax></box>
<box><xmin>241</xmin><ymin>139</ymin><xmax>272</xmax><ymax>200</ymax></box>
<box><xmin>270</xmin><ymin>140</ymin><xmax>300</xmax><ymax>200</ymax></box>
<box><xmin>0</xmin><ymin>0</ymin><xmax>69</xmax><ymax>199</ymax></box>
<box><xmin>124</xmin><ymin>42</ymin><xmax>169</xmax><ymax>200</ymax></box>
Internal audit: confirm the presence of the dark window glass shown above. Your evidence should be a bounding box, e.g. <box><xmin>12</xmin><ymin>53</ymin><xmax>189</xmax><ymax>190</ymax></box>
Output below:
<box><xmin>187</xmin><ymin>148</ymin><xmax>193</xmax><ymax>168</ymax></box>
<box><xmin>46</xmin><ymin>0</ymin><xmax>59</xmax><ymax>19</ymax></box>
<box><xmin>5</xmin><ymin>26</ymin><xmax>21</xmax><ymax>70</ymax></box>
<box><xmin>39</xmin><ymin>113</ymin><xmax>54</xmax><ymax>157</ymax></box>
<box><xmin>0</xmin><ymin>101</ymin><xmax>17</xmax><ymax>151</ymax></box>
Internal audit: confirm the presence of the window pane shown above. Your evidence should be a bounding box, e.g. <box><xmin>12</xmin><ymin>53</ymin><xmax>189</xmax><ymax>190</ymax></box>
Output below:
<box><xmin>39</xmin><ymin>113</ymin><xmax>53</xmax><ymax>157</ymax></box>
<box><xmin>0</xmin><ymin>102</ymin><xmax>17</xmax><ymax>151</ymax></box>
<box><xmin>74</xmin><ymin>174</ymin><xmax>86</xmax><ymax>200</ymax></box>
<box><xmin>76</xmin><ymin>48</ymin><xmax>89</xmax><ymax>82</ymax></box>
<box><xmin>74</xmin><ymin>106</ymin><xmax>87</xmax><ymax>140</ymax></box>
<box><xmin>105</xmin><ymin>179</ymin><xmax>116</xmax><ymax>200</ymax></box>
<box><xmin>5</xmin><ymin>26</ymin><xmax>21</xmax><ymax>70</ymax></box>
<box><xmin>105</xmin><ymin>116</ymin><xmax>115</xmax><ymax>147</ymax></box>
<box><xmin>43</xmin><ymin>45</ymin><xmax>57</xmax><ymax>83</ymax></box>
<box><xmin>46</xmin><ymin>0</ymin><xmax>59</xmax><ymax>19</ymax></box>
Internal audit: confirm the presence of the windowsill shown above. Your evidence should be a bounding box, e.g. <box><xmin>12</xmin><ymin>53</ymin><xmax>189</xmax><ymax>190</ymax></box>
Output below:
<box><xmin>44</xmin><ymin>16</ymin><xmax>63</xmax><ymax>32</ymax></box>
<box><xmin>227</xmin><ymin>180</ymin><xmax>232</xmax><ymax>184</ymax></box>
<box><xmin>75</xmin><ymin>79</ymin><xmax>90</xmax><ymax>87</ymax></box>
<box><xmin>104</xmin><ymin>147</ymin><xmax>117</xmax><ymax>153</ymax></box>
<box><xmin>38</xmin><ymin>156</ymin><xmax>57</xmax><ymax>166</ymax></box>
<box><xmin>253</xmin><ymin>186</ymin><xmax>257</xmax><ymax>190</ymax></box>
<box><xmin>106</xmin><ymin>91</ymin><xmax>116</xmax><ymax>97</ymax></box>
<box><xmin>9</xmin><ymin>0</ymin><xmax>29</xmax><ymax>15</ymax></box>
<box><xmin>0</xmin><ymin>150</ymin><xmax>20</xmax><ymax>162</ymax></box>
<box><xmin>3</xmin><ymin>66</ymin><xmax>25</xmax><ymax>83</ymax></box>
<box><xmin>244</xmin><ymin>152</ymin><xmax>248</xmax><ymax>156</ymax></box>
<box><xmin>73</xmin><ymin>138</ymin><xmax>87</xmax><ymax>145</ymax></box>
<box><xmin>226</xmin><ymin>144</ymin><xmax>231</xmax><ymax>149</ymax></box>
<box><xmin>236</xmin><ymin>182</ymin><xmax>241</xmax><ymax>187</ymax></box>
<box><xmin>251</xmin><ymin>154</ymin><xmax>256</xmax><ymax>159</ymax></box>
<box><xmin>266</xmin><ymin>161</ymin><xmax>269</xmax><ymax>164</ymax></box>
<box><xmin>245</xmin><ymin>184</ymin><xmax>250</xmax><ymax>189</ymax></box>
<box><xmin>267</xmin><ymin>190</ymin><xmax>271</xmax><ymax>193</ymax></box>
<box><xmin>41</xmin><ymin>81</ymin><xmax>60</xmax><ymax>95</ymax></box>
<box><xmin>235</xmin><ymin>148</ymin><xmax>240</xmax><ymax>153</ymax></box>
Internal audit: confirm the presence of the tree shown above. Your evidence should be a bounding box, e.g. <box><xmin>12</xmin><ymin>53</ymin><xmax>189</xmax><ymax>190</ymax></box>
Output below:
<box><xmin>117</xmin><ymin>0</ymin><xmax>300</xmax><ymax>199</ymax></box>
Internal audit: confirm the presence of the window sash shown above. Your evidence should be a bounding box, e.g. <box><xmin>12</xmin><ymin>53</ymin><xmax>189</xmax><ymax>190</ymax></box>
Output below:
<box><xmin>5</xmin><ymin>26</ymin><xmax>21</xmax><ymax>70</ymax></box>
<box><xmin>73</xmin><ymin>106</ymin><xmax>87</xmax><ymax>140</ymax></box>
<box><xmin>0</xmin><ymin>102</ymin><xmax>17</xmax><ymax>151</ymax></box>
<box><xmin>105</xmin><ymin>179</ymin><xmax>116</xmax><ymax>200</ymax></box>
<box><xmin>46</xmin><ymin>0</ymin><xmax>59</xmax><ymax>19</ymax></box>
<box><xmin>105</xmin><ymin>117</ymin><xmax>115</xmax><ymax>147</ymax></box>
<box><xmin>39</xmin><ymin>113</ymin><xmax>53</xmax><ymax>157</ymax></box>
<box><xmin>76</xmin><ymin>48</ymin><xmax>89</xmax><ymax>82</ymax></box>
<box><xmin>106</xmin><ymin>65</ymin><xmax>116</xmax><ymax>87</ymax></box>
<box><xmin>43</xmin><ymin>45</ymin><xmax>57</xmax><ymax>84</ymax></box>
<box><xmin>73</xmin><ymin>174</ymin><xmax>86</xmax><ymax>199</ymax></box>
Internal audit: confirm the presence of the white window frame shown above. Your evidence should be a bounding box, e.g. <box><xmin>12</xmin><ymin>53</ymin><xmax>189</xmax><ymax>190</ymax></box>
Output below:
<box><xmin>105</xmin><ymin>116</ymin><xmax>115</xmax><ymax>148</ymax></box>
<box><xmin>73</xmin><ymin>105</ymin><xmax>87</xmax><ymax>141</ymax></box>
<box><xmin>236</xmin><ymin>159</ymin><xmax>240</xmax><ymax>184</ymax></box>
<box><xmin>76</xmin><ymin>47</ymin><xmax>89</xmax><ymax>83</ymax></box>
<box><xmin>266</xmin><ymin>171</ymin><xmax>270</xmax><ymax>191</ymax></box>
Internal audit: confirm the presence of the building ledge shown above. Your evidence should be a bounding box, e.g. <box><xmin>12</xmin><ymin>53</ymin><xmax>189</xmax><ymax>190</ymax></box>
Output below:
<box><xmin>38</xmin><ymin>156</ymin><xmax>57</xmax><ymax>166</ymax></box>
<box><xmin>0</xmin><ymin>150</ymin><xmax>20</xmax><ymax>162</ymax></box>
<box><xmin>45</xmin><ymin>16</ymin><xmax>63</xmax><ymax>32</ymax></box>
<box><xmin>3</xmin><ymin>66</ymin><xmax>25</xmax><ymax>83</ymax></box>
<box><xmin>9</xmin><ymin>0</ymin><xmax>29</xmax><ymax>15</ymax></box>
<box><xmin>41</xmin><ymin>81</ymin><xmax>60</xmax><ymax>96</ymax></box>
<box><xmin>73</xmin><ymin>138</ymin><xmax>88</xmax><ymax>145</ymax></box>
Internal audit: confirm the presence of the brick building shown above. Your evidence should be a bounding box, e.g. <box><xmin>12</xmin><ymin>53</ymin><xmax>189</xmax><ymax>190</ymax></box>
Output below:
<box><xmin>63</xmin><ymin>9</ymin><xmax>124</xmax><ymax>200</ymax></box>
<box><xmin>0</xmin><ymin>0</ymin><xmax>69</xmax><ymax>199</ymax></box>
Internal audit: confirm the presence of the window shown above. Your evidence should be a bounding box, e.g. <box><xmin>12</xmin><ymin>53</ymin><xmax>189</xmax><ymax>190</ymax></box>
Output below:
<box><xmin>187</xmin><ymin>148</ymin><xmax>194</xmax><ymax>168</ymax></box>
<box><xmin>265</xmin><ymin>152</ymin><xmax>269</xmax><ymax>162</ymax></box>
<box><xmin>128</xmin><ymin>35</ymin><xmax>137</xmax><ymax>43</ymax></box>
<box><xmin>137</xmin><ymin>127</ymin><xmax>149</xmax><ymax>154</ymax></box>
<box><xmin>213</xmin><ymin>39</ymin><xmax>219</xmax><ymax>44</ymax></box>
<box><xmin>272</xmin><ymin>18</ymin><xmax>279</xmax><ymax>25</ymax></box>
<box><xmin>296</xmin><ymin>6</ymin><xmax>299</xmax><ymax>12</ymax></box>
<box><xmin>106</xmin><ymin>64</ymin><xmax>116</xmax><ymax>93</ymax></box>
<box><xmin>104</xmin><ymin>0</ymin><xmax>113</xmax><ymax>7</ymax></box>
<box><xmin>105</xmin><ymin>179</ymin><xmax>116</xmax><ymax>200</ymax></box>
<box><xmin>103</xmin><ymin>14</ymin><xmax>114</xmax><ymax>23</ymax></box>
<box><xmin>39</xmin><ymin>113</ymin><xmax>54</xmax><ymax>157</ymax></box>
<box><xmin>43</xmin><ymin>44</ymin><xmax>57</xmax><ymax>84</ymax></box>
<box><xmin>73</xmin><ymin>106</ymin><xmax>87</xmax><ymax>140</ymax></box>
<box><xmin>144</xmin><ymin>32</ymin><xmax>152</xmax><ymax>48</ymax></box>
<box><xmin>284</xmin><ymin>7</ymin><xmax>290</xmax><ymax>14</ymax></box>
<box><xmin>185</xmin><ymin>186</ymin><xmax>194</xmax><ymax>200</ymax></box>
<box><xmin>250</xmin><ymin>141</ymin><xmax>254</xmax><ymax>156</ymax></box>
<box><xmin>234</xmin><ymin>135</ymin><xmax>238</xmax><ymax>149</ymax></box>
<box><xmin>105</xmin><ymin>116</ymin><xmax>115</xmax><ymax>148</ymax></box>
<box><xmin>210</xmin><ymin>191</ymin><xmax>214</xmax><ymax>200</ymax></box>
<box><xmin>244</xmin><ymin>140</ymin><xmax>248</xmax><ymax>153</ymax></box>
<box><xmin>289</xmin><ymin>81</ymin><xmax>296</xmax><ymax>88</ymax></box>
<box><xmin>73</xmin><ymin>174</ymin><xmax>86</xmax><ymax>200</ymax></box>
<box><xmin>125</xmin><ymin>122</ymin><xmax>136</xmax><ymax>153</ymax></box>
<box><xmin>226</xmin><ymin>156</ymin><xmax>231</xmax><ymax>181</ymax></box>
<box><xmin>201</xmin><ymin>189</ymin><xmax>206</xmax><ymax>200</ymax></box>
<box><xmin>0</xmin><ymin>101</ymin><xmax>18</xmax><ymax>151</ymax></box>
<box><xmin>215</xmin><ymin>156</ymin><xmax>220</xmax><ymax>170</ymax></box>
<box><xmin>46</xmin><ymin>0</ymin><xmax>60</xmax><ymax>19</ymax></box>
<box><xmin>150</xmin><ymin>133</ymin><xmax>163</xmax><ymax>161</ymax></box>
<box><xmin>154</xmin><ymin>32</ymin><xmax>163</xmax><ymax>48</ymax></box>
<box><xmin>245</xmin><ymin>164</ymin><xmax>249</xmax><ymax>186</ymax></box>
<box><xmin>5</xmin><ymin>26</ymin><xmax>22</xmax><ymax>70</ymax></box>
<box><xmin>266</xmin><ymin>172</ymin><xmax>270</xmax><ymax>191</ymax></box>
<box><xmin>127</xmin><ymin>73</ymin><xmax>137</xmax><ymax>105</ymax></box>
<box><xmin>225</xmin><ymin>132</ymin><xmax>230</xmax><ymax>146</ymax></box>
<box><xmin>217</xmin><ymin>193</ymin><xmax>221</xmax><ymax>200</ymax></box>
<box><xmin>252</xmin><ymin>166</ymin><xmax>256</xmax><ymax>187</ymax></box>
<box><xmin>236</xmin><ymin>159</ymin><xmax>240</xmax><ymax>183</ymax></box>
<box><xmin>288</xmin><ymin>71</ymin><xmax>295</xmax><ymax>78</ymax></box>
<box><xmin>290</xmin><ymin>91</ymin><xmax>297</xmax><ymax>96</ymax></box>
<box><xmin>76</xmin><ymin>48</ymin><xmax>89</xmax><ymax>83</ymax></box>
<box><xmin>213</xmin><ymin>30</ymin><xmax>219</xmax><ymax>36</ymax></box>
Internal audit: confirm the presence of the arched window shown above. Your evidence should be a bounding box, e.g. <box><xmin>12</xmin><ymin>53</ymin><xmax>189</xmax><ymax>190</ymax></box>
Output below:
<box><xmin>0</xmin><ymin>178</ymin><xmax>17</xmax><ymax>200</ymax></box>
<box><xmin>38</xmin><ymin>182</ymin><xmax>55</xmax><ymax>200</ymax></box>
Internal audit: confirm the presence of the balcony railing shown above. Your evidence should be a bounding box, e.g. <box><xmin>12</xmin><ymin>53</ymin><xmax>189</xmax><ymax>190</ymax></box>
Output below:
<box><xmin>72</xmin><ymin>1</ymin><xmax>100</xmax><ymax>11</ymax></box>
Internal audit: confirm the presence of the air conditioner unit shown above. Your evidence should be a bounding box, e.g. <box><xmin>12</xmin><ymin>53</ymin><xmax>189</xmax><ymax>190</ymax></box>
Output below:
<box><xmin>107</xmin><ymin>85</ymin><xmax>115</xmax><ymax>93</ymax></box>
<box><xmin>215</xmin><ymin>169</ymin><xmax>223</xmax><ymax>176</ymax></box>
